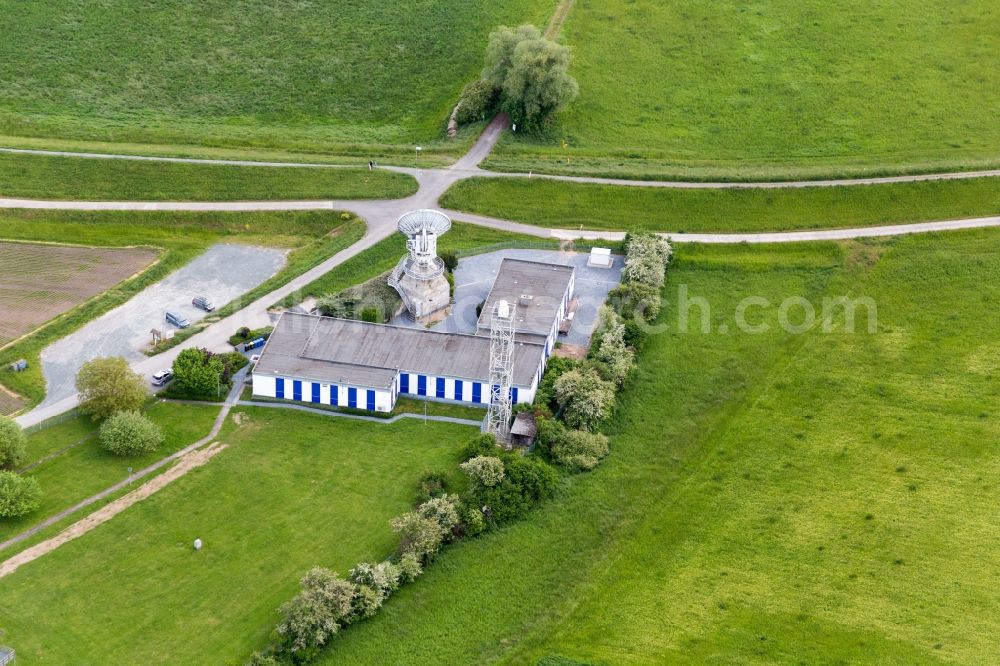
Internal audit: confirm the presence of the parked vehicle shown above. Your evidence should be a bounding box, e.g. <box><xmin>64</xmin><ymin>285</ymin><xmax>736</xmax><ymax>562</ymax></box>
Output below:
<box><xmin>165</xmin><ymin>311</ymin><xmax>190</xmax><ymax>328</ymax></box>
<box><xmin>151</xmin><ymin>369</ymin><xmax>174</xmax><ymax>386</ymax></box>
<box><xmin>192</xmin><ymin>295</ymin><xmax>215</xmax><ymax>312</ymax></box>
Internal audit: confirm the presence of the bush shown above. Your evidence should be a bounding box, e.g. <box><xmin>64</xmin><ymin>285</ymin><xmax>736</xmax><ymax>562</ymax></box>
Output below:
<box><xmin>397</xmin><ymin>552</ymin><xmax>423</xmax><ymax>583</ymax></box>
<box><xmin>622</xmin><ymin>233</ymin><xmax>673</xmax><ymax>289</ymax></box>
<box><xmin>460</xmin><ymin>456</ymin><xmax>505</xmax><ymax>488</ymax></box>
<box><xmin>360</xmin><ymin>306</ymin><xmax>379</xmax><ymax>323</ymax></box>
<box><xmin>416</xmin><ymin>494</ymin><xmax>462</xmax><ymax>538</ymax></box>
<box><xmin>609</xmin><ymin>281</ymin><xmax>662</xmax><ymax>323</ymax></box>
<box><xmin>276</xmin><ymin>567</ymin><xmax>354</xmax><ymax>661</ymax></box>
<box><xmin>445</xmin><ymin>270</ymin><xmax>455</xmax><ymax>298</ymax></box>
<box><xmin>76</xmin><ymin>356</ymin><xmax>147</xmax><ymax>420</ymax></box>
<box><xmin>593</xmin><ymin>307</ymin><xmax>635</xmax><ymax>387</ymax></box>
<box><xmin>0</xmin><ymin>416</ymin><xmax>26</xmax><ymax>470</ymax></box>
<box><xmin>0</xmin><ymin>470</ymin><xmax>42</xmax><ymax>519</ymax></box>
<box><xmin>229</xmin><ymin>326</ymin><xmax>272</xmax><ymax>347</ymax></box>
<box><xmin>245</xmin><ymin>652</ymin><xmax>282</xmax><ymax>666</ymax></box>
<box><xmin>440</xmin><ymin>250</ymin><xmax>459</xmax><ymax>273</ymax></box>
<box><xmin>460</xmin><ymin>433</ymin><xmax>500</xmax><ymax>461</ymax></box>
<box><xmin>534</xmin><ymin>357</ymin><xmax>579</xmax><ymax>413</ymax></box>
<box><xmin>455</xmin><ymin>79</ymin><xmax>499</xmax><ymax>125</ymax></box>
<box><xmin>172</xmin><ymin>347</ymin><xmax>226</xmax><ymax>399</ymax></box>
<box><xmin>348</xmin><ymin>561</ymin><xmax>401</xmax><ymax>618</ymax></box>
<box><xmin>415</xmin><ymin>470</ymin><xmax>449</xmax><ymax>503</ymax></box>
<box><xmin>537</xmin><ymin>418</ymin><xmax>610</xmax><ymax>471</ymax></box>
<box><xmin>99</xmin><ymin>411</ymin><xmax>163</xmax><ymax>456</ymax></box>
<box><xmin>244</xmin><ymin>651</ymin><xmax>281</xmax><ymax>666</ymax></box>
<box><xmin>554</xmin><ymin>366</ymin><xmax>615</xmax><ymax>431</ymax></box>
<box><xmin>391</xmin><ymin>511</ymin><xmax>446</xmax><ymax>562</ymax></box>
<box><xmin>463</xmin><ymin>452</ymin><xmax>557</xmax><ymax>526</ymax></box>
<box><xmin>483</xmin><ymin>24</ymin><xmax>579</xmax><ymax>130</ymax></box>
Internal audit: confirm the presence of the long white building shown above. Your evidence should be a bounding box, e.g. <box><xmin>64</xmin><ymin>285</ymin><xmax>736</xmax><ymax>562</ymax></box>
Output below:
<box><xmin>252</xmin><ymin>259</ymin><xmax>575</xmax><ymax>413</ymax></box>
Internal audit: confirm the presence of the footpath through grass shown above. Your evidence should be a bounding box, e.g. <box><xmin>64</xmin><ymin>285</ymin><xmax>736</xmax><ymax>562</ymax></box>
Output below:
<box><xmin>485</xmin><ymin>0</ymin><xmax>1000</xmax><ymax>179</ymax></box>
<box><xmin>307</xmin><ymin>232</ymin><xmax>998</xmax><ymax>664</ymax></box>
<box><xmin>0</xmin><ymin>402</ymin><xmax>219</xmax><ymax>546</ymax></box>
<box><xmin>0</xmin><ymin>407</ymin><xmax>475</xmax><ymax>664</ymax></box>
<box><xmin>0</xmin><ymin>152</ymin><xmax>416</xmax><ymax>201</ymax></box>
<box><xmin>0</xmin><ymin>209</ymin><xmax>352</xmax><ymax>407</ymax></box>
<box><xmin>0</xmin><ymin>0</ymin><xmax>554</xmax><ymax>158</ymax></box>
<box><xmin>442</xmin><ymin>176</ymin><xmax>1000</xmax><ymax>233</ymax></box>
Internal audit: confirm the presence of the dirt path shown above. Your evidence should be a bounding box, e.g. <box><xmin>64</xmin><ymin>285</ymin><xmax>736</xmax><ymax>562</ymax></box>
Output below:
<box><xmin>546</xmin><ymin>0</ymin><xmax>576</xmax><ymax>39</ymax></box>
<box><xmin>0</xmin><ymin>442</ymin><xmax>226</xmax><ymax>579</ymax></box>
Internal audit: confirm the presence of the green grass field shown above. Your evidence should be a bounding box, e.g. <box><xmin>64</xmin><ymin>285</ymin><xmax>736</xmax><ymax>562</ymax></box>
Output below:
<box><xmin>0</xmin><ymin>402</ymin><xmax>219</xmax><ymax>545</ymax></box>
<box><xmin>0</xmin><ymin>0</ymin><xmax>555</xmax><ymax>160</ymax></box>
<box><xmin>442</xmin><ymin>176</ymin><xmax>1000</xmax><ymax>232</ymax></box>
<box><xmin>0</xmin><ymin>407</ymin><xmax>475</xmax><ymax>665</ymax></box>
<box><xmin>485</xmin><ymin>0</ymin><xmax>1000</xmax><ymax>179</ymax></box>
<box><xmin>0</xmin><ymin>209</ymin><xmax>354</xmax><ymax>407</ymax></box>
<box><xmin>0</xmin><ymin>152</ymin><xmax>416</xmax><ymax>200</ymax></box>
<box><xmin>298</xmin><ymin>231</ymin><xmax>998</xmax><ymax>664</ymax></box>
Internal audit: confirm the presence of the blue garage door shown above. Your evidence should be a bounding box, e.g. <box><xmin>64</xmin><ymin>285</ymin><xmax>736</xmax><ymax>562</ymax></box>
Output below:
<box><xmin>511</xmin><ymin>387</ymin><xmax>519</xmax><ymax>403</ymax></box>
<box><xmin>292</xmin><ymin>380</ymin><xmax>302</xmax><ymax>401</ymax></box>
<box><xmin>400</xmin><ymin>373</ymin><xmax>409</xmax><ymax>394</ymax></box>
<box><xmin>436</xmin><ymin>377</ymin><xmax>446</xmax><ymax>398</ymax></box>
<box><xmin>367</xmin><ymin>390</ymin><xmax>376</xmax><ymax>411</ymax></box>
<box><xmin>417</xmin><ymin>375</ymin><xmax>427</xmax><ymax>396</ymax></box>
<box><xmin>311</xmin><ymin>382</ymin><xmax>320</xmax><ymax>404</ymax></box>
<box><xmin>472</xmin><ymin>382</ymin><xmax>482</xmax><ymax>404</ymax></box>
<box><xmin>275</xmin><ymin>377</ymin><xmax>285</xmax><ymax>399</ymax></box>
<box><xmin>330</xmin><ymin>385</ymin><xmax>339</xmax><ymax>406</ymax></box>
<box><xmin>454</xmin><ymin>379</ymin><xmax>464</xmax><ymax>401</ymax></box>
<box><xmin>348</xmin><ymin>387</ymin><xmax>358</xmax><ymax>409</ymax></box>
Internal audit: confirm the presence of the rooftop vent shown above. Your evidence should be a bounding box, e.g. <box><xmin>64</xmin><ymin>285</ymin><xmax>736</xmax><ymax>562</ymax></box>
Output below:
<box><xmin>518</xmin><ymin>294</ymin><xmax>534</xmax><ymax>307</ymax></box>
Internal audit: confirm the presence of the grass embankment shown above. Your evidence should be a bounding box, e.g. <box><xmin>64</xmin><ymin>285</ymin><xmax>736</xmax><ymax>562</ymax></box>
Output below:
<box><xmin>0</xmin><ymin>402</ymin><xmax>219</xmax><ymax>546</ymax></box>
<box><xmin>0</xmin><ymin>0</ymin><xmax>553</xmax><ymax>158</ymax></box>
<box><xmin>441</xmin><ymin>176</ymin><xmax>1000</xmax><ymax>232</ymax></box>
<box><xmin>484</xmin><ymin>0</ymin><xmax>1000</xmax><ymax>179</ymax></box>
<box><xmin>0</xmin><ymin>210</ymin><xmax>354</xmax><ymax>407</ymax></box>
<box><xmin>0</xmin><ymin>408</ymin><xmax>475</xmax><ymax>664</ymax></box>
<box><xmin>307</xmin><ymin>231</ymin><xmax>999</xmax><ymax>664</ymax></box>
<box><xmin>0</xmin><ymin>152</ymin><xmax>416</xmax><ymax>200</ymax></box>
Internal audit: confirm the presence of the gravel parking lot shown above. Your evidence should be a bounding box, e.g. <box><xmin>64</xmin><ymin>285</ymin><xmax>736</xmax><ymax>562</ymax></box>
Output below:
<box><xmin>39</xmin><ymin>244</ymin><xmax>285</xmax><ymax>408</ymax></box>
<box><xmin>392</xmin><ymin>249</ymin><xmax>623</xmax><ymax>346</ymax></box>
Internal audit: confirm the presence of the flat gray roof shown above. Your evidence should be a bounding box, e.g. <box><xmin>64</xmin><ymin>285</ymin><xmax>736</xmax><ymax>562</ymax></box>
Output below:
<box><xmin>476</xmin><ymin>258</ymin><xmax>574</xmax><ymax>339</ymax></box>
<box><xmin>256</xmin><ymin>312</ymin><xmax>545</xmax><ymax>389</ymax></box>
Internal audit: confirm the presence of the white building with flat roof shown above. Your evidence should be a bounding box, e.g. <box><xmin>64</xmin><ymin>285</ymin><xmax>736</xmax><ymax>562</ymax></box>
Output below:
<box><xmin>252</xmin><ymin>258</ymin><xmax>575</xmax><ymax>413</ymax></box>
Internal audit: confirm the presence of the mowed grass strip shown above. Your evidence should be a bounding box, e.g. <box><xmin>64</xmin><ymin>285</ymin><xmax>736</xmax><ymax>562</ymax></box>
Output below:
<box><xmin>0</xmin><ymin>408</ymin><xmax>474</xmax><ymax>665</ymax></box>
<box><xmin>0</xmin><ymin>402</ymin><xmax>219</xmax><ymax>545</ymax></box>
<box><xmin>308</xmin><ymin>232</ymin><xmax>999</xmax><ymax>665</ymax></box>
<box><xmin>0</xmin><ymin>152</ymin><xmax>416</xmax><ymax>200</ymax></box>
<box><xmin>485</xmin><ymin>0</ymin><xmax>1000</xmax><ymax>179</ymax></box>
<box><xmin>441</xmin><ymin>176</ymin><xmax>1000</xmax><ymax>232</ymax></box>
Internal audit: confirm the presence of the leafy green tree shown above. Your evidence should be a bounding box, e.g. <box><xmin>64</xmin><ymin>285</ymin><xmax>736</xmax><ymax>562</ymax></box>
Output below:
<box><xmin>483</xmin><ymin>24</ymin><xmax>579</xmax><ymax>129</ymax></box>
<box><xmin>76</xmin><ymin>356</ymin><xmax>147</xmax><ymax>420</ymax></box>
<box><xmin>99</xmin><ymin>410</ymin><xmax>163</xmax><ymax>456</ymax></box>
<box><xmin>0</xmin><ymin>416</ymin><xmax>26</xmax><ymax>470</ymax></box>
<box><xmin>554</xmin><ymin>365</ymin><xmax>616</xmax><ymax>431</ymax></box>
<box><xmin>172</xmin><ymin>348</ymin><xmax>225</xmax><ymax>398</ymax></box>
<box><xmin>460</xmin><ymin>456</ymin><xmax>505</xmax><ymax>489</ymax></box>
<box><xmin>0</xmin><ymin>470</ymin><xmax>42</xmax><ymax>519</ymax></box>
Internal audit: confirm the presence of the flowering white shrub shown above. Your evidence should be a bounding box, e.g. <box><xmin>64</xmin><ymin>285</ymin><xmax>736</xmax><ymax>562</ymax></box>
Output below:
<box><xmin>459</xmin><ymin>456</ymin><xmax>506</xmax><ymax>488</ymax></box>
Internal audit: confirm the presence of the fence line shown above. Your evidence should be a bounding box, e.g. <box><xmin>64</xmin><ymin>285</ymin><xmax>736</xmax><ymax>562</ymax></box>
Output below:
<box><xmin>22</xmin><ymin>408</ymin><xmax>80</xmax><ymax>435</ymax></box>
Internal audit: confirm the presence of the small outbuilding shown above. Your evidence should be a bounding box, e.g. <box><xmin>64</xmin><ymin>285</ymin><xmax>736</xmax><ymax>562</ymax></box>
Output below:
<box><xmin>509</xmin><ymin>412</ymin><xmax>538</xmax><ymax>448</ymax></box>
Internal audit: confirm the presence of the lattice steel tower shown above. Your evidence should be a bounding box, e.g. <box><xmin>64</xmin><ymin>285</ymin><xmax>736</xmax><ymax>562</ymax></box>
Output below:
<box><xmin>486</xmin><ymin>299</ymin><xmax>516</xmax><ymax>441</ymax></box>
